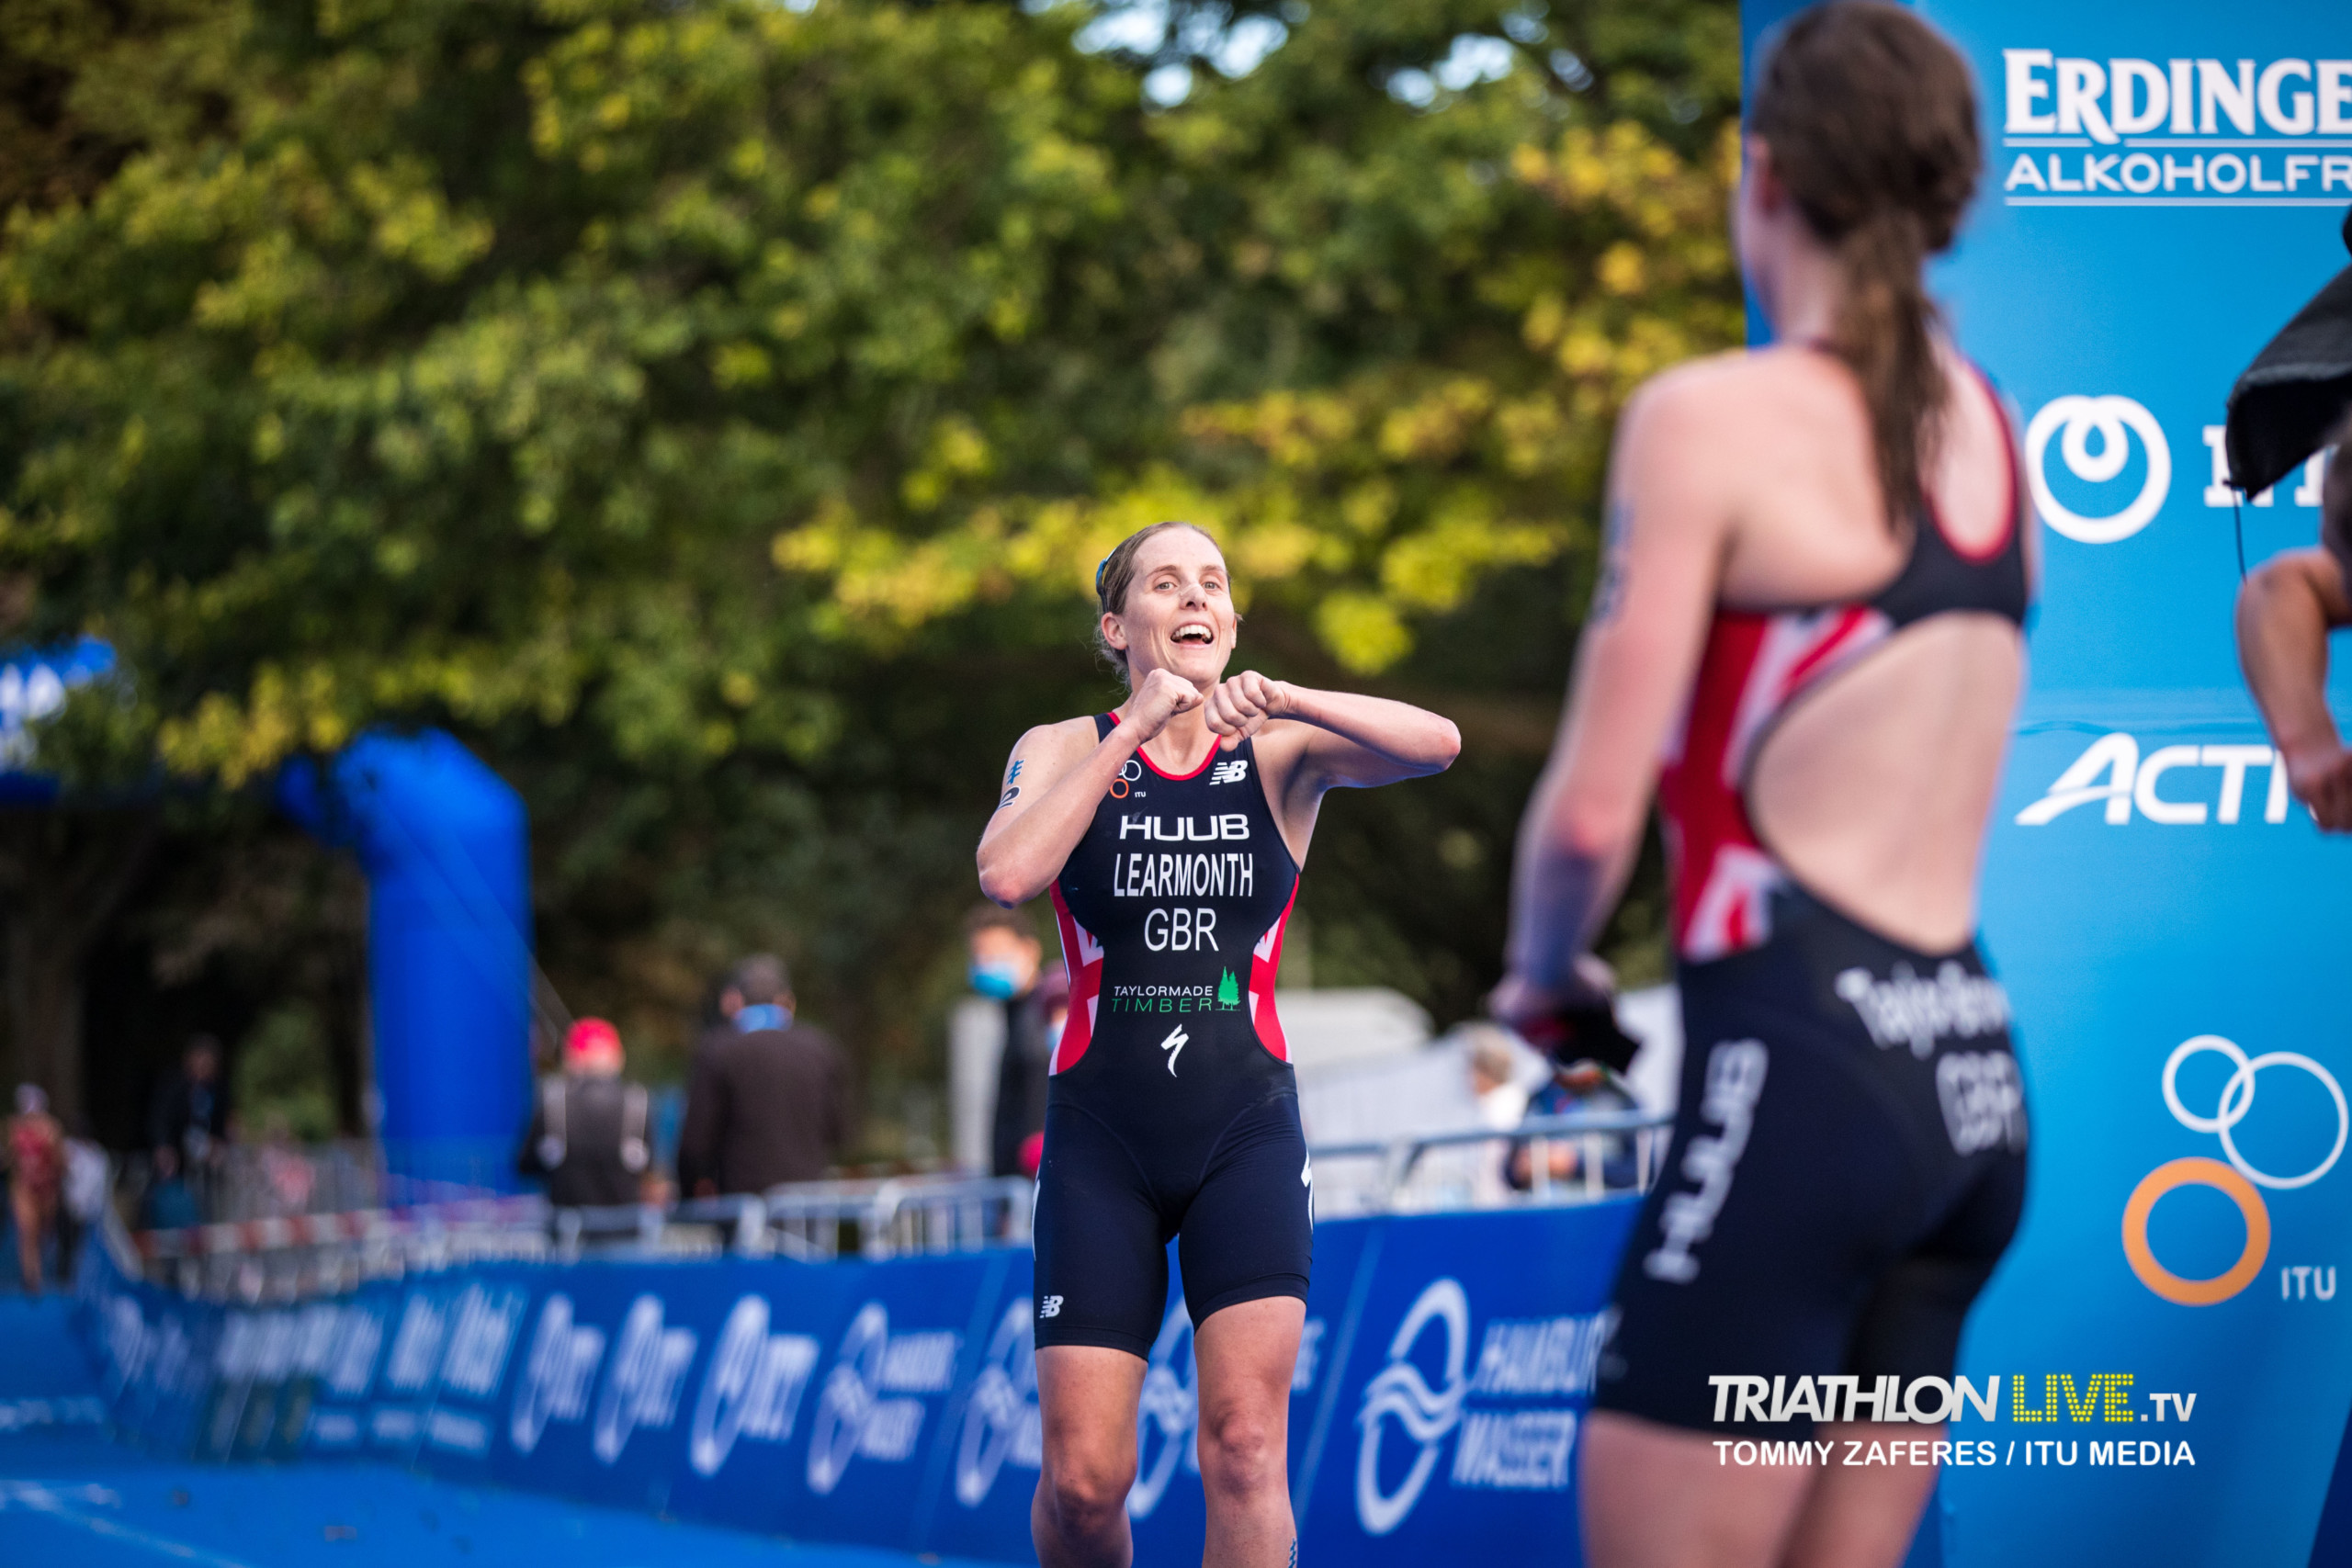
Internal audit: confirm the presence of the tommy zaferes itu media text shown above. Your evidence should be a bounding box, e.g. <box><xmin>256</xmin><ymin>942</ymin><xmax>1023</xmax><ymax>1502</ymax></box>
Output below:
<box><xmin>1706</xmin><ymin>1371</ymin><xmax>2197</xmax><ymax>1427</ymax></box>
<box><xmin>1708</xmin><ymin>1372</ymin><xmax>2202</xmax><ymax>1472</ymax></box>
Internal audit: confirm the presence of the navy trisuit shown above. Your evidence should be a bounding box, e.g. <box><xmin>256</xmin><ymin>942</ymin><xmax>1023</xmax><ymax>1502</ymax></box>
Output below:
<box><xmin>1032</xmin><ymin>716</ymin><xmax>1312</xmax><ymax>1357</ymax></box>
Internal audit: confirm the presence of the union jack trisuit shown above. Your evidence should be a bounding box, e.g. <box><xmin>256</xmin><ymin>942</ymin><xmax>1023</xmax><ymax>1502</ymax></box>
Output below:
<box><xmin>1595</xmin><ymin>358</ymin><xmax>2033</xmax><ymax>1440</ymax></box>
<box><xmin>1033</xmin><ymin>716</ymin><xmax>1311</xmax><ymax>1358</ymax></box>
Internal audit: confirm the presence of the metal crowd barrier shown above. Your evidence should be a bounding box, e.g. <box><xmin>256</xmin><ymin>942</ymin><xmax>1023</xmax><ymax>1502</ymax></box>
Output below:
<box><xmin>127</xmin><ymin>1111</ymin><xmax>1664</xmax><ymax>1302</ymax></box>
<box><xmin>1303</xmin><ymin>1108</ymin><xmax>1675</xmax><ymax>1217</ymax></box>
<box><xmin>543</xmin><ymin>1177</ymin><xmax>1035</xmax><ymax>1263</ymax></box>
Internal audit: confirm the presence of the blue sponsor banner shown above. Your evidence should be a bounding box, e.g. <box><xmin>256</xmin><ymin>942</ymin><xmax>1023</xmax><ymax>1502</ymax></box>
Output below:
<box><xmin>1290</xmin><ymin>1202</ymin><xmax>1635</xmax><ymax>1564</ymax></box>
<box><xmin>71</xmin><ymin>1203</ymin><xmax>1645</xmax><ymax>1564</ymax></box>
<box><xmin>1736</xmin><ymin>3</ymin><xmax>2352</xmax><ymax>1564</ymax></box>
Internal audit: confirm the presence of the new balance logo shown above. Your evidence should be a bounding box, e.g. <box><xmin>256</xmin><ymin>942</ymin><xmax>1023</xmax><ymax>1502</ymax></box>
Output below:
<box><xmin>1209</xmin><ymin>759</ymin><xmax>1250</xmax><ymax>785</ymax></box>
<box><xmin>1039</xmin><ymin>1296</ymin><xmax>1063</xmax><ymax>1319</ymax></box>
<box><xmin>1159</xmin><ymin>1024</ymin><xmax>1190</xmax><ymax>1076</ymax></box>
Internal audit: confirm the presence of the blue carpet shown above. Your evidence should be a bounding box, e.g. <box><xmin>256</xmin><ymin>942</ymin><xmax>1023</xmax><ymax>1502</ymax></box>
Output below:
<box><xmin>0</xmin><ymin>1296</ymin><xmax>1021</xmax><ymax>1568</ymax></box>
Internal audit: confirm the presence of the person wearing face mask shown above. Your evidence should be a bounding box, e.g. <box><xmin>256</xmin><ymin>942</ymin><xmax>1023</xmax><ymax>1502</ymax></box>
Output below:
<box><xmin>965</xmin><ymin>904</ymin><xmax>1052</xmax><ymax>1180</ymax></box>
<box><xmin>977</xmin><ymin>520</ymin><xmax>1459</xmax><ymax>1568</ymax></box>
<box><xmin>678</xmin><ymin>953</ymin><xmax>852</xmax><ymax>1196</ymax></box>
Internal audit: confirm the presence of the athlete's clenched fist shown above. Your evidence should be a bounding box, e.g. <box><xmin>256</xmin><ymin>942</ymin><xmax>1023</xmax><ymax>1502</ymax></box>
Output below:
<box><xmin>1126</xmin><ymin>666</ymin><xmax>1203</xmax><ymax>743</ymax></box>
<box><xmin>1204</xmin><ymin>670</ymin><xmax>1293</xmax><ymax>750</ymax></box>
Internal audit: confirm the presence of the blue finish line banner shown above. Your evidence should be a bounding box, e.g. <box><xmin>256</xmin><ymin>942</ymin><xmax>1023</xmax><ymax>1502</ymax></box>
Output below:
<box><xmin>1734</xmin><ymin>1</ymin><xmax>2352</xmax><ymax>1563</ymax></box>
<box><xmin>73</xmin><ymin>1204</ymin><xmax>1634</xmax><ymax>1564</ymax></box>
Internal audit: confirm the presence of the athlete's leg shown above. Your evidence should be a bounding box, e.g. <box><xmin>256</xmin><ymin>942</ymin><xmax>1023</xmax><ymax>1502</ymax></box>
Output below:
<box><xmin>1579</xmin><ymin>1410</ymin><xmax>1814</xmax><ymax>1568</ymax></box>
<box><xmin>11</xmin><ymin>1184</ymin><xmax>44</xmax><ymax>1293</ymax></box>
<box><xmin>1192</xmin><ymin>1294</ymin><xmax>1303</xmax><ymax>1568</ymax></box>
<box><xmin>1780</xmin><ymin>1423</ymin><xmax>1939</xmax><ymax>1568</ymax></box>
<box><xmin>1034</xmin><ymin>1345</ymin><xmax>1146</xmax><ymax>1568</ymax></box>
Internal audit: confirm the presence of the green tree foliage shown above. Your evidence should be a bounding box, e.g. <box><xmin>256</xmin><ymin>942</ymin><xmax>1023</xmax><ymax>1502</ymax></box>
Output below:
<box><xmin>0</xmin><ymin>0</ymin><xmax>1739</xmax><ymax>1144</ymax></box>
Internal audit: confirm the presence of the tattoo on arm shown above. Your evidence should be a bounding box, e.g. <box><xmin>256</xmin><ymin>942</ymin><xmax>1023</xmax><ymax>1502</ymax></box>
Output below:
<box><xmin>1590</xmin><ymin>499</ymin><xmax>1633</xmax><ymax>625</ymax></box>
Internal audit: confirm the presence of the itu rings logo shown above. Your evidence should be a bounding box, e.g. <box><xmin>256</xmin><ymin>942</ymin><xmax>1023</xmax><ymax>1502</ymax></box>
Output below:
<box><xmin>2123</xmin><ymin>1034</ymin><xmax>2347</xmax><ymax>1306</ymax></box>
<box><xmin>2026</xmin><ymin>394</ymin><xmax>2172</xmax><ymax>545</ymax></box>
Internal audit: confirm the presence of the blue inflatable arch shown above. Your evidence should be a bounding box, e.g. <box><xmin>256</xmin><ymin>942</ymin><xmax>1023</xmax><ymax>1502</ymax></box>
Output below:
<box><xmin>277</xmin><ymin>729</ymin><xmax>534</xmax><ymax>1197</ymax></box>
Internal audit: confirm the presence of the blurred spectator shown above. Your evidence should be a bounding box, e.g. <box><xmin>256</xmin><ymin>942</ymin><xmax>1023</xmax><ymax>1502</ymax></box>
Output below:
<box><xmin>6</xmin><ymin>1085</ymin><xmax>64</xmax><ymax>1293</ymax></box>
<box><xmin>679</xmin><ymin>953</ymin><xmax>783</xmax><ymax>1193</ymax></box>
<box><xmin>518</xmin><ymin>1018</ymin><xmax>654</xmax><ymax>1208</ymax></box>
<box><xmin>1014</xmin><ymin>970</ymin><xmax>1071</xmax><ymax>1179</ymax></box>
<box><xmin>1457</xmin><ymin>1023</ymin><xmax>1532</xmax><ymax>1207</ymax></box>
<box><xmin>257</xmin><ymin>1113</ymin><xmax>317</xmax><ymax>1215</ymax></box>
<box><xmin>1464</xmin><ymin>1024</ymin><xmax>1532</xmax><ymax>1130</ymax></box>
<box><xmin>966</xmin><ymin>905</ymin><xmax>1049</xmax><ymax>1179</ymax></box>
<box><xmin>679</xmin><ymin>958</ymin><xmax>852</xmax><ymax>1195</ymax></box>
<box><xmin>1507</xmin><ymin>1057</ymin><xmax>1639</xmax><ymax>1192</ymax></box>
<box><xmin>148</xmin><ymin>1035</ymin><xmax>229</xmax><ymax>1187</ymax></box>
<box><xmin>61</xmin><ymin>1122</ymin><xmax>107</xmax><ymax>1279</ymax></box>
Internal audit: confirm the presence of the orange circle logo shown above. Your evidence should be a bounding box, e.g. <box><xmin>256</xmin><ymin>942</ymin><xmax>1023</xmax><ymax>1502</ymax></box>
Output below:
<box><xmin>2121</xmin><ymin>1156</ymin><xmax>2270</xmax><ymax>1306</ymax></box>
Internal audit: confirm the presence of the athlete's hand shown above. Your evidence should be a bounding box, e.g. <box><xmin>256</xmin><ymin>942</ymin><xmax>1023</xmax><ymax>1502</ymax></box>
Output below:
<box><xmin>1127</xmin><ymin>667</ymin><xmax>1204</xmax><ymax>744</ymax></box>
<box><xmin>1204</xmin><ymin>671</ymin><xmax>1293</xmax><ymax>751</ymax></box>
<box><xmin>2284</xmin><ymin>741</ymin><xmax>2352</xmax><ymax>832</ymax></box>
<box><xmin>1487</xmin><ymin>953</ymin><xmax>1615</xmax><ymax>1025</ymax></box>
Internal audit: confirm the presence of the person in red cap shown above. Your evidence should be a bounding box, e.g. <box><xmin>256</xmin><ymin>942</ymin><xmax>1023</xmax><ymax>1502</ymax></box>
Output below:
<box><xmin>516</xmin><ymin>1017</ymin><xmax>653</xmax><ymax>1209</ymax></box>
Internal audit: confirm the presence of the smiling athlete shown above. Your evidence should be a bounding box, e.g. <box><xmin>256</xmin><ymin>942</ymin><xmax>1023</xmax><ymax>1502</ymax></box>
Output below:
<box><xmin>977</xmin><ymin>521</ymin><xmax>1458</xmax><ymax>1568</ymax></box>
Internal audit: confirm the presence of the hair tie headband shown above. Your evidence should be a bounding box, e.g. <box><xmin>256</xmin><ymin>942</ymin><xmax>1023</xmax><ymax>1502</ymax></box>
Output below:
<box><xmin>1095</xmin><ymin>553</ymin><xmax>1114</xmax><ymax>597</ymax></box>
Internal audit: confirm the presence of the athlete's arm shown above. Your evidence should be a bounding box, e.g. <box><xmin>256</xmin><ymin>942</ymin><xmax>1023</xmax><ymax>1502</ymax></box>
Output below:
<box><xmin>1496</xmin><ymin>374</ymin><xmax>1731</xmax><ymax>1013</ymax></box>
<box><xmin>976</xmin><ymin>669</ymin><xmax>1202</xmax><ymax>907</ymax></box>
<box><xmin>2238</xmin><ymin>531</ymin><xmax>2352</xmax><ymax>831</ymax></box>
<box><xmin>1204</xmin><ymin>672</ymin><xmax>1460</xmax><ymax>789</ymax></box>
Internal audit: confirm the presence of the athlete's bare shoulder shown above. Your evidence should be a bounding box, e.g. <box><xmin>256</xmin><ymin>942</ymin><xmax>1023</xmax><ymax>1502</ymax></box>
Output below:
<box><xmin>1005</xmin><ymin>715</ymin><xmax>1102</xmax><ymax>773</ymax></box>
<box><xmin>991</xmin><ymin>715</ymin><xmax>1103</xmax><ymax>808</ymax></box>
<box><xmin>1633</xmin><ymin>345</ymin><xmax>1849</xmax><ymax>423</ymax></box>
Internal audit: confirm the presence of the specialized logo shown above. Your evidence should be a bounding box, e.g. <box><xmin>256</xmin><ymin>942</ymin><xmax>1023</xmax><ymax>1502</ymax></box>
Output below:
<box><xmin>1209</xmin><ymin>758</ymin><xmax>1250</xmax><ymax>785</ymax></box>
<box><xmin>806</xmin><ymin>1303</ymin><xmax>962</xmax><ymax>1495</ymax></box>
<box><xmin>1644</xmin><ymin>1041</ymin><xmax>1769</xmax><ymax>1284</ymax></box>
<box><xmin>1038</xmin><ymin>1296</ymin><xmax>1063</xmax><ymax>1319</ymax></box>
<box><xmin>1834</xmin><ymin>964</ymin><xmax>2012</xmax><ymax>1059</ymax></box>
<box><xmin>1353</xmin><ymin>1280</ymin><xmax>1605</xmax><ymax>1536</ymax></box>
<box><xmin>954</xmin><ymin>1301</ymin><xmax>1044</xmax><ymax>1506</ymax></box>
<box><xmin>593</xmin><ymin>1295</ymin><xmax>698</xmax><ymax>1464</ymax></box>
<box><xmin>2017</xmin><ymin>734</ymin><xmax>2289</xmax><ymax>827</ymax></box>
<box><xmin>1159</xmin><ymin>1023</ymin><xmax>1190</xmax><ymax>1076</ymax></box>
<box><xmin>1127</xmin><ymin>1304</ymin><xmax>1200</xmax><ymax>1519</ymax></box>
<box><xmin>2026</xmin><ymin>395</ymin><xmax>2170</xmax><ymax>544</ymax></box>
<box><xmin>2124</xmin><ymin>1033</ymin><xmax>2348</xmax><ymax>1305</ymax></box>
<box><xmin>510</xmin><ymin>1294</ymin><xmax>605</xmax><ymax>1455</ymax></box>
<box><xmin>688</xmin><ymin>1295</ymin><xmax>820</xmax><ymax>1478</ymax></box>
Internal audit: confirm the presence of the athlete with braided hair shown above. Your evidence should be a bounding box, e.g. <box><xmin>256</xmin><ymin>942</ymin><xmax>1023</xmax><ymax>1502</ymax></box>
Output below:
<box><xmin>1495</xmin><ymin>6</ymin><xmax>2033</xmax><ymax>1563</ymax></box>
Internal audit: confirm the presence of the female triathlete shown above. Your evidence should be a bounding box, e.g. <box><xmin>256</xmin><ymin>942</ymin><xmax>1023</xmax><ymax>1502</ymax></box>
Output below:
<box><xmin>978</xmin><ymin>521</ymin><xmax>1458</xmax><ymax>1568</ymax></box>
<box><xmin>1492</xmin><ymin>6</ymin><xmax>2030</xmax><ymax>1565</ymax></box>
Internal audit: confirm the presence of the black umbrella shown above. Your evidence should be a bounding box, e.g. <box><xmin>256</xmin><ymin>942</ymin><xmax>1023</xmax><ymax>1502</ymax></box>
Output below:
<box><xmin>2225</xmin><ymin>206</ymin><xmax>2352</xmax><ymax>500</ymax></box>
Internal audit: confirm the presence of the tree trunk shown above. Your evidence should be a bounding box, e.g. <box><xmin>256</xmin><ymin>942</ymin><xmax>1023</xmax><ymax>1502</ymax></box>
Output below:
<box><xmin>0</xmin><ymin>809</ymin><xmax>159</xmax><ymax>1130</ymax></box>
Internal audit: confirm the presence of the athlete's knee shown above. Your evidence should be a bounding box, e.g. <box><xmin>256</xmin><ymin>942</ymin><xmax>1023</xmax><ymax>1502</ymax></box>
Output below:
<box><xmin>1196</xmin><ymin>1405</ymin><xmax>1283</xmax><ymax>1500</ymax></box>
<box><xmin>1043</xmin><ymin>1452</ymin><xmax>1136</xmax><ymax>1529</ymax></box>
